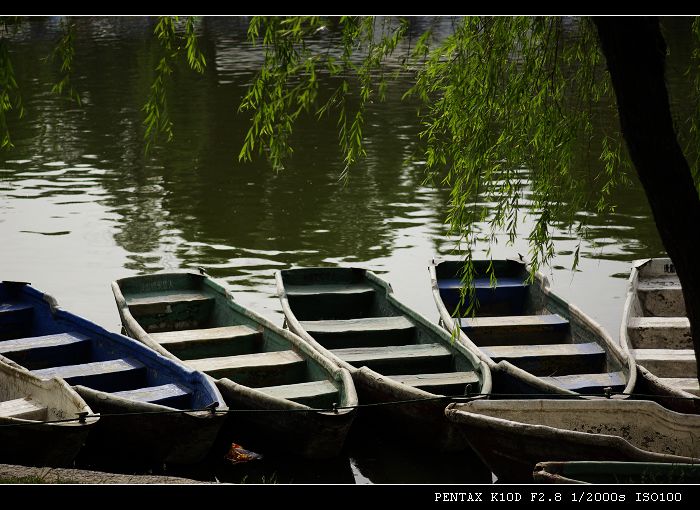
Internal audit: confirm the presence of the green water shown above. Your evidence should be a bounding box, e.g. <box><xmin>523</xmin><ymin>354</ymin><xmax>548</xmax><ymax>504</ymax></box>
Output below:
<box><xmin>0</xmin><ymin>17</ymin><xmax>686</xmax><ymax>483</ymax></box>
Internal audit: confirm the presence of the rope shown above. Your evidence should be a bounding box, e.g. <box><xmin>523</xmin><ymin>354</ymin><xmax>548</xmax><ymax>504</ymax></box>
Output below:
<box><xmin>1</xmin><ymin>388</ymin><xmax>696</xmax><ymax>428</ymax></box>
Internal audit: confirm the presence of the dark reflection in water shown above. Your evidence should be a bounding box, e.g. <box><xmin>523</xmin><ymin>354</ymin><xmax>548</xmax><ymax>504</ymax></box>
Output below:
<box><xmin>0</xmin><ymin>16</ymin><xmax>692</xmax><ymax>483</ymax></box>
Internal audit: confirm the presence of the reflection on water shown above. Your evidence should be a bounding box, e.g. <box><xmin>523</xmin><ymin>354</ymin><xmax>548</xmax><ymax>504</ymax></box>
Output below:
<box><xmin>0</xmin><ymin>17</ymin><xmax>685</xmax><ymax>483</ymax></box>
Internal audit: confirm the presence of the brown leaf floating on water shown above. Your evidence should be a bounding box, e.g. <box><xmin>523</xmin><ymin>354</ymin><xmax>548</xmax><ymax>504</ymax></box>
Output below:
<box><xmin>224</xmin><ymin>443</ymin><xmax>263</xmax><ymax>464</ymax></box>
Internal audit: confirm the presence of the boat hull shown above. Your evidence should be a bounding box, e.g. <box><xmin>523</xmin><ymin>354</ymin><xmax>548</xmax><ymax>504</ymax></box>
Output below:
<box><xmin>75</xmin><ymin>386</ymin><xmax>221</xmax><ymax>466</ymax></box>
<box><xmin>216</xmin><ymin>379</ymin><xmax>354</xmax><ymax>459</ymax></box>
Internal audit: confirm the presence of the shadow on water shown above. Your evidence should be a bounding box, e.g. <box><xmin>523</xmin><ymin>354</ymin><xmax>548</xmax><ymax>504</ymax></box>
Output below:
<box><xmin>72</xmin><ymin>413</ymin><xmax>491</xmax><ymax>484</ymax></box>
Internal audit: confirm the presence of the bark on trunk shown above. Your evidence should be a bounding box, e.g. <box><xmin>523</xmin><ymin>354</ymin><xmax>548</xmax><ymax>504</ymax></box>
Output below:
<box><xmin>595</xmin><ymin>17</ymin><xmax>700</xmax><ymax>388</ymax></box>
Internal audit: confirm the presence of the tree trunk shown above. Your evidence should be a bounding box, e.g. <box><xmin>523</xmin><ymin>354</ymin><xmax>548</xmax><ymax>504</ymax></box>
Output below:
<box><xmin>595</xmin><ymin>17</ymin><xmax>700</xmax><ymax>389</ymax></box>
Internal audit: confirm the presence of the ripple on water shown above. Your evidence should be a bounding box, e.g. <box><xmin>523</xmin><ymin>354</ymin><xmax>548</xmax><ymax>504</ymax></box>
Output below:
<box><xmin>198</xmin><ymin>257</ymin><xmax>286</xmax><ymax>270</ymax></box>
<box><xmin>20</xmin><ymin>230</ymin><xmax>71</xmax><ymax>236</ymax></box>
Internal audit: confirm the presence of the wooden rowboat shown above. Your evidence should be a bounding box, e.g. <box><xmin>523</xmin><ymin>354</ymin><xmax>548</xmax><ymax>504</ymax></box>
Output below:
<box><xmin>0</xmin><ymin>358</ymin><xmax>98</xmax><ymax>466</ymax></box>
<box><xmin>0</xmin><ymin>280</ymin><xmax>226</xmax><ymax>466</ymax></box>
<box><xmin>621</xmin><ymin>258</ymin><xmax>699</xmax><ymax>412</ymax></box>
<box><xmin>276</xmin><ymin>267</ymin><xmax>491</xmax><ymax>452</ymax></box>
<box><xmin>430</xmin><ymin>258</ymin><xmax>636</xmax><ymax>397</ymax></box>
<box><xmin>533</xmin><ymin>460</ymin><xmax>700</xmax><ymax>484</ymax></box>
<box><xmin>112</xmin><ymin>271</ymin><xmax>357</xmax><ymax>459</ymax></box>
<box><xmin>445</xmin><ymin>399</ymin><xmax>700</xmax><ymax>482</ymax></box>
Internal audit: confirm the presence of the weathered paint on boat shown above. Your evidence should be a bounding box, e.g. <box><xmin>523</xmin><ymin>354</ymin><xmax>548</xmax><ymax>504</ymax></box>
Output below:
<box><xmin>0</xmin><ymin>281</ymin><xmax>226</xmax><ymax>466</ymax></box>
<box><xmin>620</xmin><ymin>258</ymin><xmax>699</xmax><ymax>413</ymax></box>
<box><xmin>430</xmin><ymin>258</ymin><xmax>637</xmax><ymax>398</ymax></box>
<box><xmin>533</xmin><ymin>460</ymin><xmax>700</xmax><ymax>484</ymax></box>
<box><xmin>0</xmin><ymin>358</ymin><xmax>98</xmax><ymax>466</ymax></box>
<box><xmin>112</xmin><ymin>271</ymin><xmax>357</xmax><ymax>459</ymax></box>
<box><xmin>445</xmin><ymin>400</ymin><xmax>700</xmax><ymax>482</ymax></box>
<box><xmin>276</xmin><ymin>267</ymin><xmax>492</xmax><ymax>452</ymax></box>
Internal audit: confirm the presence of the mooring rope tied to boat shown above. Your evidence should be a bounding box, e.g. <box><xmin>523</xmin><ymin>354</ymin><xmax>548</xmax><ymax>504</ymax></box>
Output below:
<box><xmin>1</xmin><ymin>389</ymin><xmax>698</xmax><ymax>427</ymax></box>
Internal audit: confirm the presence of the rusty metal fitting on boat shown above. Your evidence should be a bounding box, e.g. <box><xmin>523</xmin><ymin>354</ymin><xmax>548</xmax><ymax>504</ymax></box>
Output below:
<box><xmin>464</xmin><ymin>384</ymin><xmax>473</xmax><ymax>397</ymax></box>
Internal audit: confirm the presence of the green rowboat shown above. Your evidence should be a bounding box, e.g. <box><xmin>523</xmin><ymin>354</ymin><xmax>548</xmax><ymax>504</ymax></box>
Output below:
<box><xmin>112</xmin><ymin>271</ymin><xmax>357</xmax><ymax>459</ymax></box>
<box><xmin>276</xmin><ymin>267</ymin><xmax>491</xmax><ymax>452</ymax></box>
<box><xmin>534</xmin><ymin>460</ymin><xmax>700</xmax><ymax>484</ymax></box>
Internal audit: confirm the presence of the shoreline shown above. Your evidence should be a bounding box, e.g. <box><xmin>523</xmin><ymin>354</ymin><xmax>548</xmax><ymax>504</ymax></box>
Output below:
<box><xmin>0</xmin><ymin>463</ymin><xmax>215</xmax><ymax>484</ymax></box>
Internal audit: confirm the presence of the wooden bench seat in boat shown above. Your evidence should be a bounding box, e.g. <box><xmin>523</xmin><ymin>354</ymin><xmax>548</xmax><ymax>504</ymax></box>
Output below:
<box><xmin>658</xmin><ymin>378</ymin><xmax>700</xmax><ymax>396</ymax></box>
<box><xmin>284</xmin><ymin>283</ymin><xmax>376</xmax><ymax>321</ymax></box>
<box><xmin>0</xmin><ymin>397</ymin><xmax>48</xmax><ymax>420</ymax></box>
<box><xmin>33</xmin><ymin>358</ymin><xmax>147</xmax><ymax>393</ymax></box>
<box><xmin>187</xmin><ymin>350</ymin><xmax>306</xmax><ymax>386</ymax></box>
<box><xmin>285</xmin><ymin>283</ymin><xmax>375</xmax><ymax>296</ymax></box>
<box><xmin>329</xmin><ymin>343</ymin><xmax>453</xmax><ymax>374</ymax></box>
<box><xmin>126</xmin><ymin>290</ymin><xmax>214</xmax><ymax>313</ymax></box>
<box><xmin>125</xmin><ymin>291</ymin><xmax>215</xmax><ymax>331</ymax></box>
<box><xmin>0</xmin><ymin>332</ymin><xmax>91</xmax><ymax>369</ymax></box>
<box><xmin>257</xmin><ymin>379</ymin><xmax>338</xmax><ymax>407</ymax></box>
<box><xmin>637</xmin><ymin>276</ymin><xmax>682</xmax><ymax>291</ymax></box>
<box><xmin>111</xmin><ymin>383</ymin><xmax>192</xmax><ymax>408</ymax></box>
<box><xmin>389</xmin><ymin>371</ymin><xmax>480</xmax><ymax>395</ymax></box>
<box><xmin>627</xmin><ymin>317</ymin><xmax>691</xmax><ymax>349</ymax></box>
<box><xmin>0</xmin><ymin>303</ymin><xmax>33</xmax><ymax>340</ymax></box>
<box><xmin>632</xmin><ymin>349</ymin><xmax>697</xmax><ymax>378</ymax></box>
<box><xmin>539</xmin><ymin>371</ymin><xmax>627</xmax><ymax>394</ymax></box>
<box><xmin>636</xmin><ymin>277</ymin><xmax>685</xmax><ymax>317</ymax></box>
<box><xmin>481</xmin><ymin>342</ymin><xmax>605</xmax><ymax>376</ymax></box>
<box><xmin>299</xmin><ymin>316</ymin><xmax>415</xmax><ymax>348</ymax></box>
<box><xmin>459</xmin><ymin>314</ymin><xmax>569</xmax><ymax>345</ymax></box>
<box><xmin>437</xmin><ymin>277</ymin><xmax>529</xmax><ymax>316</ymax></box>
<box><xmin>150</xmin><ymin>325</ymin><xmax>262</xmax><ymax>359</ymax></box>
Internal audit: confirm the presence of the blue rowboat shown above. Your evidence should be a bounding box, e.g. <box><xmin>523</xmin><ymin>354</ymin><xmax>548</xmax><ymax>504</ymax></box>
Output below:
<box><xmin>0</xmin><ymin>281</ymin><xmax>226</xmax><ymax>466</ymax></box>
<box><xmin>430</xmin><ymin>258</ymin><xmax>637</xmax><ymax>397</ymax></box>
